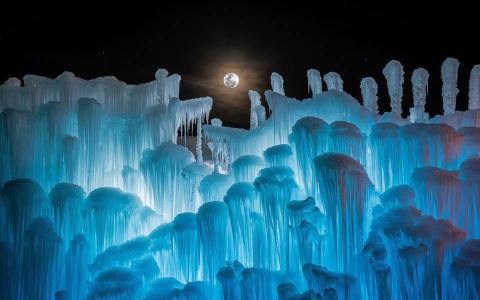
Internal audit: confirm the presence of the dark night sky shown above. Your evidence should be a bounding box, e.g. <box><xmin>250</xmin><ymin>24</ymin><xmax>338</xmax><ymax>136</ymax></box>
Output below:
<box><xmin>1</xmin><ymin>3</ymin><xmax>479</xmax><ymax>128</ymax></box>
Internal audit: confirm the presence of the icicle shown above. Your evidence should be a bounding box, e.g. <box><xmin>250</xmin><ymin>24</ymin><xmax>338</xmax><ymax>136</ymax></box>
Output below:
<box><xmin>382</xmin><ymin>60</ymin><xmax>404</xmax><ymax>116</ymax></box>
<box><xmin>441</xmin><ymin>57</ymin><xmax>460</xmax><ymax>115</ymax></box>
<box><xmin>360</xmin><ymin>77</ymin><xmax>379</xmax><ymax>114</ymax></box>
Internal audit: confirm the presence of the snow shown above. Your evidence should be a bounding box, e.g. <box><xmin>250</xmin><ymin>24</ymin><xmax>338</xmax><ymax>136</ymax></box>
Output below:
<box><xmin>382</xmin><ymin>60</ymin><xmax>404</xmax><ymax>116</ymax></box>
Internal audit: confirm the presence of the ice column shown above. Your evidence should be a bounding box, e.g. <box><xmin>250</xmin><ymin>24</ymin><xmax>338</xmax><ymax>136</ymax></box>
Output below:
<box><xmin>409</xmin><ymin>68</ymin><xmax>430</xmax><ymax>122</ymax></box>
<box><xmin>231</xmin><ymin>155</ymin><xmax>265</xmax><ymax>183</ymax></box>
<box><xmin>182</xmin><ymin>162</ymin><xmax>213</xmax><ymax>211</ymax></box>
<box><xmin>290</xmin><ymin>117</ymin><xmax>329</xmax><ymax>198</ymax></box>
<box><xmin>198</xmin><ymin>172</ymin><xmax>234</xmax><ymax>204</ymax></box>
<box><xmin>329</xmin><ymin>121</ymin><xmax>366</xmax><ymax>167</ymax></box>
<box><xmin>83</xmin><ymin>187</ymin><xmax>142</xmax><ymax>255</ymax></box>
<box><xmin>65</xmin><ymin>234</ymin><xmax>90</xmax><ymax>300</ymax></box>
<box><xmin>140</xmin><ymin>142</ymin><xmax>195</xmax><ymax>218</ymax></box>
<box><xmin>360</xmin><ymin>77</ymin><xmax>379</xmax><ymax>114</ymax></box>
<box><xmin>287</xmin><ymin>197</ymin><xmax>326</xmax><ymax>270</ymax></box>
<box><xmin>411</xmin><ymin>167</ymin><xmax>461</xmax><ymax>227</ymax></box>
<box><xmin>1</xmin><ymin>179</ymin><xmax>48</xmax><ymax>253</ymax></box>
<box><xmin>382</xmin><ymin>60</ymin><xmax>404</xmax><ymax>116</ymax></box>
<box><xmin>224</xmin><ymin>182</ymin><xmax>257</xmax><ymax>264</ymax></box>
<box><xmin>172</xmin><ymin>212</ymin><xmax>200</xmax><ymax>282</ymax></box>
<box><xmin>21</xmin><ymin>217</ymin><xmax>64</xmax><ymax>300</ymax></box>
<box><xmin>155</xmin><ymin>68</ymin><xmax>169</xmax><ymax>105</ymax></box>
<box><xmin>253</xmin><ymin>166</ymin><xmax>297</xmax><ymax>270</ymax></box>
<box><xmin>196</xmin><ymin>201</ymin><xmax>232</xmax><ymax>282</ymax></box>
<box><xmin>271</xmin><ymin>72</ymin><xmax>285</xmax><ymax>95</ymax></box>
<box><xmin>50</xmin><ymin>183</ymin><xmax>85</xmax><ymax>250</ymax></box>
<box><xmin>441</xmin><ymin>57</ymin><xmax>460</xmax><ymax>115</ymax></box>
<box><xmin>369</xmin><ymin>123</ymin><xmax>403</xmax><ymax>191</ymax></box>
<box><xmin>313</xmin><ymin>153</ymin><xmax>373</xmax><ymax>272</ymax></box>
<box><xmin>468</xmin><ymin>65</ymin><xmax>480</xmax><ymax>110</ymax></box>
<box><xmin>249</xmin><ymin>90</ymin><xmax>261</xmax><ymax>130</ymax></box>
<box><xmin>307</xmin><ymin>69</ymin><xmax>322</xmax><ymax>97</ymax></box>
<box><xmin>263</xmin><ymin>144</ymin><xmax>293</xmax><ymax>167</ymax></box>
<box><xmin>458</xmin><ymin>157</ymin><xmax>480</xmax><ymax>238</ymax></box>
<box><xmin>324</xmin><ymin>72</ymin><xmax>343</xmax><ymax>91</ymax></box>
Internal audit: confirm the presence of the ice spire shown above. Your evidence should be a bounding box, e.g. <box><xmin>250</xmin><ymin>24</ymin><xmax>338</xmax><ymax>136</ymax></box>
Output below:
<box><xmin>441</xmin><ymin>57</ymin><xmax>460</xmax><ymax>114</ymax></box>
<box><xmin>271</xmin><ymin>72</ymin><xmax>285</xmax><ymax>95</ymax></box>
<box><xmin>468</xmin><ymin>64</ymin><xmax>480</xmax><ymax>110</ymax></box>
<box><xmin>360</xmin><ymin>77</ymin><xmax>379</xmax><ymax>114</ymax></box>
<box><xmin>323</xmin><ymin>72</ymin><xmax>343</xmax><ymax>91</ymax></box>
<box><xmin>155</xmin><ymin>68</ymin><xmax>169</xmax><ymax>105</ymax></box>
<box><xmin>248</xmin><ymin>90</ymin><xmax>262</xmax><ymax>130</ymax></box>
<box><xmin>382</xmin><ymin>60</ymin><xmax>404</xmax><ymax>116</ymax></box>
<box><xmin>208</xmin><ymin>118</ymin><xmax>224</xmax><ymax>173</ymax></box>
<box><xmin>409</xmin><ymin>68</ymin><xmax>430</xmax><ymax>122</ymax></box>
<box><xmin>307</xmin><ymin>69</ymin><xmax>322</xmax><ymax>96</ymax></box>
<box><xmin>165</xmin><ymin>74</ymin><xmax>181</xmax><ymax>101</ymax></box>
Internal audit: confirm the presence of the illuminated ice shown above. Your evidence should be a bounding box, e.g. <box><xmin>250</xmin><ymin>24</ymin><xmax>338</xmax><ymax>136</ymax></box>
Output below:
<box><xmin>1</xmin><ymin>61</ymin><xmax>480</xmax><ymax>299</ymax></box>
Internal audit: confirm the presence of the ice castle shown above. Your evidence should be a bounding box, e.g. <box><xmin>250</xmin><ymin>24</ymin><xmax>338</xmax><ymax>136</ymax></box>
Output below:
<box><xmin>1</xmin><ymin>58</ymin><xmax>479</xmax><ymax>299</ymax></box>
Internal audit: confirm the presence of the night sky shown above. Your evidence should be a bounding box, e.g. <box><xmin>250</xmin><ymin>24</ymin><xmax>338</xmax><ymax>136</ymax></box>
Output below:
<box><xmin>1</xmin><ymin>3</ymin><xmax>478</xmax><ymax>128</ymax></box>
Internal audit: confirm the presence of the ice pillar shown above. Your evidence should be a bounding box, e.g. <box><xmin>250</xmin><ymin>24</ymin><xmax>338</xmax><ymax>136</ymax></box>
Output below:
<box><xmin>382</xmin><ymin>60</ymin><xmax>404</xmax><ymax>116</ymax></box>
<box><xmin>441</xmin><ymin>57</ymin><xmax>460</xmax><ymax>115</ymax></box>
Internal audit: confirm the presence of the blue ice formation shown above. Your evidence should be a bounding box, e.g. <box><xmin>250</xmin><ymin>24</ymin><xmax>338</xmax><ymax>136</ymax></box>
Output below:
<box><xmin>1</xmin><ymin>62</ymin><xmax>480</xmax><ymax>299</ymax></box>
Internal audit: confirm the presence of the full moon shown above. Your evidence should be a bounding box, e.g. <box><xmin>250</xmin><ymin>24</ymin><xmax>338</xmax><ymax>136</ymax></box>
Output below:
<box><xmin>223</xmin><ymin>72</ymin><xmax>239</xmax><ymax>88</ymax></box>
